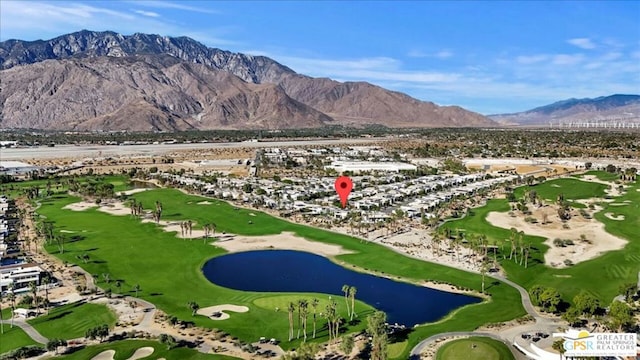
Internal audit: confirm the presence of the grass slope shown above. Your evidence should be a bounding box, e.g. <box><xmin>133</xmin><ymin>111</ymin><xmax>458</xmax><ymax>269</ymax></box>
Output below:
<box><xmin>28</xmin><ymin>302</ymin><xmax>117</xmax><ymax>340</ymax></box>
<box><xmin>56</xmin><ymin>339</ymin><xmax>239</xmax><ymax>360</ymax></box>
<box><xmin>0</xmin><ymin>325</ymin><xmax>38</xmax><ymax>354</ymax></box>
<box><xmin>436</xmin><ymin>336</ymin><xmax>515</xmax><ymax>360</ymax></box>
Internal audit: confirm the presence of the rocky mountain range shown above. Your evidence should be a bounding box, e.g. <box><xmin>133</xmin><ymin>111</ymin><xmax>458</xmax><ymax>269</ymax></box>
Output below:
<box><xmin>489</xmin><ymin>94</ymin><xmax>640</xmax><ymax>126</ymax></box>
<box><xmin>0</xmin><ymin>30</ymin><xmax>496</xmax><ymax>131</ymax></box>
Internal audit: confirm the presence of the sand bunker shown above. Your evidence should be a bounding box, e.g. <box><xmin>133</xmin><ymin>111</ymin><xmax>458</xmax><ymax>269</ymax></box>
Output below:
<box><xmin>141</xmin><ymin>219</ymin><xmax>208</xmax><ymax>239</ymax></box>
<box><xmin>197</xmin><ymin>201</ymin><xmax>213</xmax><ymax>205</ymax></box>
<box><xmin>90</xmin><ymin>347</ymin><xmax>154</xmax><ymax>360</ymax></box>
<box><xmin>116</xmin><ymin>188</ymin><xmax>149</xmax><ymax>196</ymax></box>
<box><xmin>609</xmin><ymin>203</ymin><xmax>628</xmax><ymax>206</ymax></box>
<box><xmin>60</xmin><ymin>230</ymin><xmax>76</xmax><ymax>233</ymax></box>
<box><xmin>63</xmin><ymin>202</ymin><xmax>97</xmax><ymax>211</ymax></box>
<box><xmin>62</xmin><ymin>200</ymin><xmax>131</xmax><ymax>216</ymax></box>
<box><xmin>196</xmin><ymin>304</ymin><xmax>249</xmax><ymax>320</ymax></box>
<box><xmin>486</xmin><ymin>209</ymin><xmax>627</xmax><ymax>268</ymax></box>
<box><xmin>127</xmin><ymin>347</ymin><xmax>154</xmax><ymax>360</ymax></box>
<box><xmin>91</xmin><ymin>350</ymin><xmax>115</xmax><ymax>360</ymax></box>
<box><xmin>97</xmin><ymin>202</ymin><xmax>131</xmax><ymax>216</ymax></box>
<box><xmin>604</xmin><ymin>213</ymin><xmax>625</xmax><ymax>221</ymax></box>
<box><xmin>214</xmin><ymin>231</ymin><xmax>354</xmax><ymax>257</ymax></box>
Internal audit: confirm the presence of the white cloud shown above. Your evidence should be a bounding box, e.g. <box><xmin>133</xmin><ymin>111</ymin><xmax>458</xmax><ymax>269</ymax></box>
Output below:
<box><xmin>406</xmin><ymin>49</ymin><xmax>452</xmax><ymax>59</ymax></box>
<box><xmin>552</xmin><ymin>54</ymin><xmax>584</xmax><ymax>65</ymax></box>
<box><xmin>273</xmin><ymin>55</ymin><xmax>462</xmax><ymax>84</ymax></box>
<box><xmin>127</xmin><ymin>1</ymin><xmax>219</xmax><ymax>14</ymax></box>
<box><xmin>435</xmin><ymin>50</ymin><xmax>453</xmax><ymax>59</ymax></box>
<box><xmin>516</xmin><ymin>55</ymin><xmax>548</xmax><ymax>64</ymax></box>
<box><xmin>134</xmin><ymin>10</ymin><xmax>160</xmax><ymax>18</ymax></box>
<box><xmin>567</xmin><ymin>37</ymin><xmax>596</xmax><ymax>49</ymax></box>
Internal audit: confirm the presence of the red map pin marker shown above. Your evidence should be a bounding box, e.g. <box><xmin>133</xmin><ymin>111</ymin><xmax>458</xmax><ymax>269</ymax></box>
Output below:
<box><xmin>334</xmin><ymin>176</ymin><xmax>353</xmax><ymax>208</ymax></box>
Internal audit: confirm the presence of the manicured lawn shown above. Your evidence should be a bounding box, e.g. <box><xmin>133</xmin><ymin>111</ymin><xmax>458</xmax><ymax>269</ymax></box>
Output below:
<box><xmin>32</xmin><ymin>178</ymin><xmax>525</xmax><ymax>359</ymax></box>
<box><xmin>436</xmin><ymin>336</ymin><xmax>515</xmax><ymax>360</ymax></box>
<box><xmin>444</xmin><ymin>172</ymin><xmax>640</xmax><ymax>305</ymax></box>
<box><xmin>0</xmin><ymin>325</ymin><xmax>39</xmax><ymax>354</ymax></box>
<box><xmin>56</xmin><ymin>339</ymin><xmax>240</xmax><ymax>359</ymax></box>
<box><xmin>577</xmin><ymin>170</ymin><xmax>620</xmax><ymax>182</ymax></box>
<box><xmin>514</xmin><ymin>177</ymin><xmax>608</xmax><ymax>203</ymax></box>
<box><xmin>28</xmin><ymin>302</ymin><xmax>117</xmax><ymax>340</ymax></box>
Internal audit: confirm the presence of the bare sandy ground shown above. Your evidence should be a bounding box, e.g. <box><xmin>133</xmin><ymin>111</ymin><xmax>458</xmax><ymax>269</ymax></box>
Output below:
<box><xmin>196</xmin><ymin>304</ymin><xmax>249</xmax><ymax>320</ymax></box>
<box><xmin>91</xmin><ymin>350</ymin><xmax>115</xmax><ymax>360</ymax></box>
<box><xmin>213</xmin><ymin>231</ymin><xmax>353</xmax><ymax>257</ymax></box>
<box><xmin>330</xmin><ymin>225</ymin><xmax>487</xmax><ymax>275</ymax></box>
<box><xmin>486</xmin><ymin>209</ymin><xmax>627</xmax><ymax>268</ymax></box>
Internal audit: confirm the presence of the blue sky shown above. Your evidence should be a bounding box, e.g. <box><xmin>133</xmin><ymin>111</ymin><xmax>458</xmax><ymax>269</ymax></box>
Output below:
<box><xmin>1</xmin><ymin>0</ymin><xmax>639</xmax><ymax>114</ymax></box>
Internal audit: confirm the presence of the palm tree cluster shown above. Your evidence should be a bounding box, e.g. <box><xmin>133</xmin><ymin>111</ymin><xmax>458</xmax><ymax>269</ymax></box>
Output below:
<box><xmin>506</xmin><ymin>228</ymin><xmax>531</xmax><ymax>268</ymax></box>
<box><xmin>153</xmin><ymin>201</ymin><xmax>163</xmax><ymax>223</ymax></box>
<box><xmin>286</xmin><ymin>298</ymin><xmax>324</xmax><ymax>343</ymax></box>
<box><xmin>341</xmin><ymin>285</ymin><xmax>358</xmax><ymax>321</ymax></box>
<box><xmin>129</xmin><ymin>199</ymin><xmax>144</xmax><ymax>217</ymax></box>
<box><xmin>85</xmin><ymin>324</ymin><xmax>109</xmax><ymax>342</ymax></box>
<box><xmin>202</xmin><ymin>223</ymin><xmax>216</xmax><ymax>241</ymax></box>
<box><xmin>180</xmin><ymin>220</ymin><xmax>193</xmax><ymax>237</ymax></box>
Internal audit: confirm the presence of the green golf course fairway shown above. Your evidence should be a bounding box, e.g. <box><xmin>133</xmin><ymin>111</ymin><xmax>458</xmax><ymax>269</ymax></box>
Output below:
<box><xmin>0</xmin><ymin>325</ymin><xmax>38</xmax><ymax>354</ymax></box>
<box><xmin>28</xmin><ymin>302</ymin><xmax>116</xmax><ymax>340</ymax></box>
<box><xmin>443</xmin><ymin>173</ymin><xmax>640</xmax><ymax>304</ymax></box>
<box><xmin>436</xmin><ymin>336</ymin><xmax>515</xmax><ymax>360</ymax></box>
<box><xmin>28</xmin><ymin>177</ymin><xmax>524</xmax><ymax>359</ymax></box>
<box><xmin>56</xmin><ymin>339</ymin><xmax>240</xmax><ymax>359</ymax></box>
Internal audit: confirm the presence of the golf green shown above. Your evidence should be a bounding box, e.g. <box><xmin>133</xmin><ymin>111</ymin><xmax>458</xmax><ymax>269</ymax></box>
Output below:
<box><xmin>436</xmin><ymin>336</ymin><xmax>515</xmax><ymax>360</ymax></box>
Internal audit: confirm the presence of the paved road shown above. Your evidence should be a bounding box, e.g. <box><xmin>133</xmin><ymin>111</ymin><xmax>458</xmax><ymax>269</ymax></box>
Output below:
<box><xmin>0</xmin><ymin>138</ymin><xmax>386</xmax><ymax>160</ymax></box>
<box><xmin>408</xmin><ymin>270</ymin><xmax>561</xmax><ymax>359</ymax></box>
<box><xmin>0</xmin><ymin>318</ymin><xmax>49</xmax><ymax>344</ymax></box>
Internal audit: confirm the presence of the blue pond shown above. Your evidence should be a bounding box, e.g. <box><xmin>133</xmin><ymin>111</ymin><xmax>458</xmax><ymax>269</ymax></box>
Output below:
<box><xmin>202</xmin><ymin>250</ymin><xmax>481</xmax><ymax>326</ymax></box>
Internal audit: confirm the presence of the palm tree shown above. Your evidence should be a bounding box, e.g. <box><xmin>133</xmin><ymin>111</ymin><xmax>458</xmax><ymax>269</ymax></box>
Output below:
<box><xmin>114</xmin><ymin>280</ymin><xmax>122</xmax><ymax>295</ymax></box>
<box><xmin>0</xmin><ymin>289</ymin><xmax>3</xmax><ymax>335</ymax></box>
<box><xmin>188</xmin><ymin>301</ymin><xmax>200</xmax><ymax>316</ymax></box>
<box><xmin>299</xmin><ymin>299</ymin><xmax>309</xmax><ymax>342</ymax></box>
<box><xmin>296</xmin><ymin>299</ymin><xmax>304</xmax><ymax>339</ymax></box>
<box><xmin>341</xmin><ymin>284</ymin><xmax>350</xmax><ymax>317</ymax></box>
<box><xmin>42</xmin><ymin>274</ymin><xmax>51</xmax><ymax>314</ymax></box>
<box><xmin>349</xmin><ymin>286</ymin><xmax>357</xmax><ymax>321</ymax></box>
<box><xmin>133</xmin><ymin>284</ymin><xmax>141</xmax><ymax>297</ymax></box>
<box><xmin>552</xmin><ymin>339</ymin><xmax>566</xmax><ymax>360</ymax></box>
<box><xmin>311</xmin><ymin>298</ymin><xmax>319</xmax><ymax>339</ymax></box>
<box><xmin>287</xmin><ymin>302</ymin><xmax>295</xmax><ymax>341</ymax></box>
<box><xmin>480</xmin><ymin>260</ymin><xmax>490</xmax><ymax>293</ymax></box>
<box><xmin>30</xmin><ymin>281</ymin><xmax>39</xmax><ymax>315</ymax></box>
<box><xmin>7</xmin><ymin>290</ymin><xmax>16</xmax><ymax>328</ymax></box>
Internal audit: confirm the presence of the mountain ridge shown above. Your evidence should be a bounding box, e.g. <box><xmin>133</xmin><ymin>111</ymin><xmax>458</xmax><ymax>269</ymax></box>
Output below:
<box><xmin>0</xmin><ymin>30</ymin><xmax>497</xmax><ymax>131</ymax></box>
<box><xmin>489</xmin><ymin>94</ymin><xmax>640</xmax><ymax>126</ymax></box>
